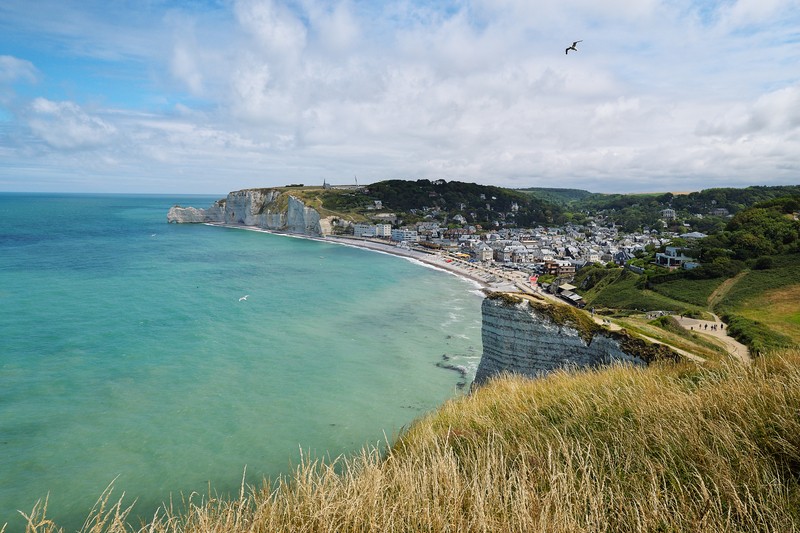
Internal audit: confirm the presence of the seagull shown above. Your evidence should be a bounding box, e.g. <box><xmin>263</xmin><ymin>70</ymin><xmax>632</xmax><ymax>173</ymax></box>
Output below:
<box><xmin>239</xmin><ymin>295</ymin><xmax>250</xmax><ymax>302</ymax></box>
<box><xmin>565</xmin><ymin>40</ymin><xmax>582</xmax><ymax>55</ymax></box>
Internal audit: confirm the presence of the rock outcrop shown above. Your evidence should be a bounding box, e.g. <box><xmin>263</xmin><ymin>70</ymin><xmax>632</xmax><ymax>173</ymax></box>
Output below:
<box><xmin>473</xmin><ymin>293</ymin><xmax>679</xmax><ymax>386</ymax></box>
<box><xmin>167</xmin><ymin>189</ymin><xmax>330</xmax><ymax>236</ymax></box>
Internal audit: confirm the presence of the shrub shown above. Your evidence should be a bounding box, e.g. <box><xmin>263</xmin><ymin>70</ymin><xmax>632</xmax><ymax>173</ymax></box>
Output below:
<box><xmin>722</xmin><ymin>313</ymin><xmax>794</xmax><ymax>355</ymax></box>
<box><xmin>753</xmin><ymin>256</ymin><xmax>773</xmax><ymax>270</ymax></box>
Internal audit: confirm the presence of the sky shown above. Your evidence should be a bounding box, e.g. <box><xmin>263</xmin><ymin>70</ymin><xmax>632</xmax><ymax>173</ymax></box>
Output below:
<box><xmin>0</xmin><ymin>0</ymin><xmax>799</xmax><ymax>194</ymax></box>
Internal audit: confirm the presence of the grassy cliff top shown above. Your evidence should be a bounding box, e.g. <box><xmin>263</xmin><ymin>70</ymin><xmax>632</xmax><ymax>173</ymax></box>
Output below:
<box><xmin>26</xmin><ymin>347</ymin><xmax>800</xmax><ymax>532</ymax></box>
<box><xmin>246</xmin><ymin>187</ymin><xmax>376</xmax><ymax>222</ymax></box>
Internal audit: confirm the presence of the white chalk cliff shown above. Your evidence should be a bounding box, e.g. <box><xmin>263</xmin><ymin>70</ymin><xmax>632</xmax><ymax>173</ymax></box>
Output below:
<box><xmin>167</xmin><ymin>189</ymin><xmax>329</xmax><ymax>236</ymax></box>
<box><xmin>473</xmin><ymin>294</ymin><xmax>678</xmax><ymax>386</ymax></box>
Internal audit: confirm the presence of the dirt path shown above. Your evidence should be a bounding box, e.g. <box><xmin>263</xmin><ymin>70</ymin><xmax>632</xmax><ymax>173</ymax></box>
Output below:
<box><xmin>589</xmin><ymin>316</ymin><xmax>707</xmax><ymax>364</ymax></box>
<box><xmin>707</xmin><ymin>271</ymin><xmax>748</xmax><ymax>308</ymax></box>
<box><xmin>675</xmin><ymin>314</ymin><xmax>751</xmax><ymax>364</ymax></box>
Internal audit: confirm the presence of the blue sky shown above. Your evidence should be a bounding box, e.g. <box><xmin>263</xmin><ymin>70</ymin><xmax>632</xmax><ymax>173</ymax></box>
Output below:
<box><xmin>1</xmin><ymin>0</ymin><xmax>798</xmax><ymax>194</ymax></box>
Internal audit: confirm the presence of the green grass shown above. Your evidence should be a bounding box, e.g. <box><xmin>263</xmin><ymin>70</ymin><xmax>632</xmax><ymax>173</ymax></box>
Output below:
<box><xmin>20</xmin><ymin>348</ymin><xmax>800</xmax><ymax>532</ymax></box>
<box><xmin>578</xmin><ymin>268</ymin><xmax>696</xmax><ymax>313</ymax></box>
<box><xmin>713</xmin><ymin>254</ymin><xmax>800</xmax><ymax>353</ymax></box>
<box><xmin>716</xmin><ymin>254</ymin><xmax>800</xmax><ymax>312</ymax></box>
<box><xmin>649</xmin><ymin>276</ymin><xmax>726</xmax><ymax>306</ymax></box>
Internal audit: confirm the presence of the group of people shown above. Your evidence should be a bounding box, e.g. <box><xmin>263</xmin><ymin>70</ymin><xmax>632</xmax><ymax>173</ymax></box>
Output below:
<box><xmin>690</xmin><ymin>322</ymin><xmax>724</xmax><ymax>332</ymax></box>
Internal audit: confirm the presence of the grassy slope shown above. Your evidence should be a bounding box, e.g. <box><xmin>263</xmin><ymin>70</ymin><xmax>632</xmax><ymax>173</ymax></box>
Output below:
<box><xmin>578</xmin><ymin>268</ymin><xmax>698</xmax><ymax>313</ymax></box>
<box><xmin>277</xmin><ymin>187</ymin><xmax>373</xmax><ymax>221</ymax></box>
<box><xmin>24</xmin><ymin>349</ymin><xmax>800</xmax><ymax>532</ymax></box>
<box><xmin>649</xmin><ymin>276</ymin><xmax>727</xmax><ymax>307</ymax></box>
<box><xmin>614</xmin><ymin>315</ymin><xmax>728</xmax><ymax>361</ymax></box>
<box><xmin>735</xmin><ymin>284</ymin><xmax>800</xmax><ymax>339</ymax></box>
<box><xmin>712</xmin><ymin>254</ymin><xmax>800</xmax><ymax>352</ymax></box>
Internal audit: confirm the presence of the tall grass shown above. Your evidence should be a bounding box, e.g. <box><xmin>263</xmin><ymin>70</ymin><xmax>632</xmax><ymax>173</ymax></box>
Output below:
<box><xmin>18</xmin><ymin>349</ymin><xmax>800</xmax><ymax>532</ymax></box>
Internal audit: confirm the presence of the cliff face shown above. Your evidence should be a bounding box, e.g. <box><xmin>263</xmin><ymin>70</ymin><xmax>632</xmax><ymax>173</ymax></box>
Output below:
<box><xmin>167</xmin><ymin>189</ymin><xmax>328</xmax><ymax>236</ymax></box>
<box><xmin>474</xmin><ymin>295</ymin><xmax>675</xmax><ymax>386</ymax></box>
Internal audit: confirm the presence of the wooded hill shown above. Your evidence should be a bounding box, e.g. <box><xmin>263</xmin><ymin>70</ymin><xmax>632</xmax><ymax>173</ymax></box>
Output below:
<box><xmin>523</xmin><ymin>184</ymin><xmax>800</xmax><ymax>233</ymax></box>
<box><xmin>366</xmin><ymin>179</ymin><xmax>564</xmax><ymax>227</ymax></box>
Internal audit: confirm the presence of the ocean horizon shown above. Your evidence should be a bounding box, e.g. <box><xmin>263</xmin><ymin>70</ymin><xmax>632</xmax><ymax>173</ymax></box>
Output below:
<box><xmin>0</xmin><ymin>193</ymin><xmax>483</xmax><ymax>530</ymax></box>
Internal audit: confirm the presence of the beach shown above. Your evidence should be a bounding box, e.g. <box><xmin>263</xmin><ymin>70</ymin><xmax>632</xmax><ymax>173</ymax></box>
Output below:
<box><xmin>208</xmin><ymin>223</ymin><xmax>535</xmax><ymax>293</ymax></box>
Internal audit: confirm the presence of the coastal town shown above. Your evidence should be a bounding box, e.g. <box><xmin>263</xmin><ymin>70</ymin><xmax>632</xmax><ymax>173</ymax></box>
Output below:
<box><xmin>331</xmin><ymin>213</ymin><xmax>707</xmax><ymax>307</ymax></box>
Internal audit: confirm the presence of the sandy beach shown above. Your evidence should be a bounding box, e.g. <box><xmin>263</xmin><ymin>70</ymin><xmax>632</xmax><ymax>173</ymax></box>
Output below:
<box><xmin>207</xmin><ymin>224</ymin><xmax>534</xmax><ymax>293</ymax></box>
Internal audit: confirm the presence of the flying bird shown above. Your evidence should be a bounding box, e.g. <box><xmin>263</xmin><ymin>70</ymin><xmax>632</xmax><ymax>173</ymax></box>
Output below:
<box><xmin>565</xmin><ymin>40</ymin><xmax>582</xmax><ymax>55</ymax></box>
<box><xmin>239</xmin><ymin>295</ymin><xmax>250</xmax><ymax>302</ymax></box>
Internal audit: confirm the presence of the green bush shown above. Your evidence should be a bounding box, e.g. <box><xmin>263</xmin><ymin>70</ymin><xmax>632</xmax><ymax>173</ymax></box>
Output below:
<box><xmin>753</xmin><ymin>256</ymin><xmax>774</xmax><ymax>270</ymax></box>
<box><xmin>722</xmin><ymin>314</ymin><xmax>794</xmax><ymax>355</ymax></box>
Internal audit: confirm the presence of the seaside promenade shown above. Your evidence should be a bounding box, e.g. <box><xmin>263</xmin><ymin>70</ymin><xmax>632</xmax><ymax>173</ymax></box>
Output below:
<box><xmin>323</xmin><ymin>235</ymin><xmax>526</xmax><ymax>292</ymax></box>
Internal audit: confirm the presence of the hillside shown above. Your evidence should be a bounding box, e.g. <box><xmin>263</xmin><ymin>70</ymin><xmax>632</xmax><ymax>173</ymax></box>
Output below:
<box><xmin>367</xmin><ymin>179</ymin><xmax>564</xmax><ymax>227</ymax></box>
<box><xmin>573</xmin><ymin>254</ymin><xmax>800</xmax><ymax>354</ymax></box>
<box><xmin>564</xmin><ymin>184</ymin><xmax>800</xmax><ymax>233</ymax></box>
<box><xmin>26</xmin><ymin>347</ymin><xmax>800</xmax><ymax>532</ymax></box>
<box><xmin>516</xmin><ymin>187</ymin><xmax>597</xmax><ymax>205</ymax></box>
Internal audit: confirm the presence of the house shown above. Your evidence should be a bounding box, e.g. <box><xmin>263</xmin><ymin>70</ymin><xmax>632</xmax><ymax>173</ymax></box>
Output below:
<box><xmin>544</xmin><ymin>259</ymin><xmax>575</xmax><ymax>277</ymax></box>
<box><xmin>475</xmin><ymin>243</ymin><xmax>494</xmax><ymax>262</ymax></box>
<box><xmin>655</xmin><ymin>246</ymin><xmax>696</xmax><ymax>268</ymax></box>
<box><xmin>660</xmin><ymin>208</ymin><xmax>677</xmax><ymax>220</ymax></box>
<box><xmin>682</xmin><ymin>231</ymin><xmax>707</xmax><ymax>239</ymax></box>
<box><xmin>613</xmin><ymin>249</ymin><xmax>634</xmax><ymax>266</ymax></box>
<box><xmin>374</xmin><ymin>224</ymin><xmax>392</xmax><ymax>238</ymax></box>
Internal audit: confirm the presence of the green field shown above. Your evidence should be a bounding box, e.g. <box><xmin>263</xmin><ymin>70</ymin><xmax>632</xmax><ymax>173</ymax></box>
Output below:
<box><xmin>713</xmin><ymin>254</ymin><xmax>800</xmax><ymax>350</ymax></box>
<box><xmin>576</xmin><ymin>268</ymin><xmax>701</xmax><ymax>314</ymax></box>
<box><xmin>649</xmin><ymin>276</ymin><xmax>726</xmax><ymax>306</ymax></box>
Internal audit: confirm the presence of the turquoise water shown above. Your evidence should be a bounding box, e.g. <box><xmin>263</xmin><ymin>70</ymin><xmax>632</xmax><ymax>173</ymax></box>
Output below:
<box><xmin>0</xmin><ymin>194</ymin><xmax>483</xmax><ymax>530</ymax></box>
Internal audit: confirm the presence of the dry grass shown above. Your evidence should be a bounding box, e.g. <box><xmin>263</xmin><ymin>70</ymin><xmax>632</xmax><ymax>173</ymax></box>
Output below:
<box><xmin>614</xmin><ymin>315</ymin><xmax>728</xmax><ymax>361</ymax></box>
<box><xmin>18</xmin><ymin>348</ymin><xmax>800</xmax><ymax>533</ymax></box>
<box><xmin>736</xmin><ymin>284</ymin><xmax>800</xmax><ymax>341</ymax></box>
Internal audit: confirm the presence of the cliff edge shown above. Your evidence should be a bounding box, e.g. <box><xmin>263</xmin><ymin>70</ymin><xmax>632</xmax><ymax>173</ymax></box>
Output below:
<box><xmin>473</xmin><ymin>292</ymin><xmax>680</xmax><ymax>386</ymax></box>
<box><xmin>167</xmin><ymin>189</ymin><xmax>330</xmax><ymax>236</ymax></box>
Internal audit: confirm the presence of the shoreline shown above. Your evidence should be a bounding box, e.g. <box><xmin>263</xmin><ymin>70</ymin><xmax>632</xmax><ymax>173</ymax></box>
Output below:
<box><xmin>206</xmin><ymin>223</ymin><xmax>532</xmax><ymax>293</ymax></box>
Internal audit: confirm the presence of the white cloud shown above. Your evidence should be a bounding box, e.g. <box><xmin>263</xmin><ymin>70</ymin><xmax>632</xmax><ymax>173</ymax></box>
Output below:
<box><xmin>234</xmin><ymin>0</ymin><xmax>307</xmax><ymax>60</ymax></box>
<box><xmin>27</xmin><ymin>98</ymin><xmax>117</xmax><ymax>150</ymax></box>
<box><xmin>2</xmin><ymin>0</ymin><xmax>799</xmax><ymax>193</ymax></box>
<box><xmin>719</xmin><ymin>0</ymin><xmax>796</xmax><ymax>29</ymax></box>
<box><xmin>0</xmin><ymin>55</ymin><xmax>38</xmax><ymax>84</ymax></box>
<box><xmin>695</xmin><ymin>84</ymin><xmax>800</xmax><ymax>138</ymax></box>
<box><xmin>304</xmin><ymin>0</ymin><xmax>361</xmax><ymax>53</ymax></box>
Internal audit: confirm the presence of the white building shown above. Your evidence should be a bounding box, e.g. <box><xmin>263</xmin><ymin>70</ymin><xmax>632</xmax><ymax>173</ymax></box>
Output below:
<box><xmin>391</xmin><ymin>229</ymin><xmax>419</xmax><ymax>242</ymax></box>
<box><xmin>375</xmin><ymin>224</ymin><xmax>392</xmax><ymax>237</ymax></box>
<box><xmin>353</xmin><ymin>224</ymin><xmax>376</xmax><ymax>237</ymax></box>
<box><xmin>475</xmin><ymin>243</ymin><xmax>494</xmax><ymax>262</ymax></box>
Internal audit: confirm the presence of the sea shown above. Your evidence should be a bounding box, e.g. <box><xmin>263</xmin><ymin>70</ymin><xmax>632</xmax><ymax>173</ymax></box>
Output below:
<box><xmin>0</xmin><ymin>193</ymin><xmax>484</xmax><ymax>530</ymax></box>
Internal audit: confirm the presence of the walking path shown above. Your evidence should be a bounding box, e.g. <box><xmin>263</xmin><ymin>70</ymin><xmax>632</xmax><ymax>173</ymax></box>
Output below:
<box><xmin>587</xmin><ymin>316</ymin><xmax>707</xmax><ymax>364</ymax></box>
<box><xmin>675</xmin><ymin>314</ymin><xmax>751</xmax><ymax>364</ymax></box>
